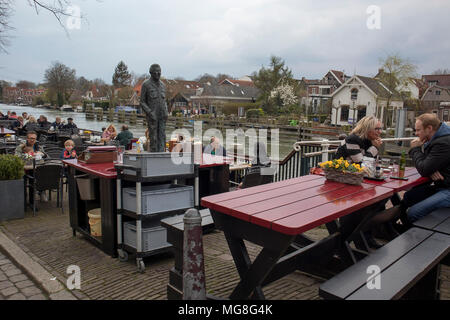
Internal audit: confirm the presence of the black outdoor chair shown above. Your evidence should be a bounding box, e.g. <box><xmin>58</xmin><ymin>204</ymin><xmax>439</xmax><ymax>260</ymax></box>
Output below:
<box><xmin>24</xmin><ymin>159</ymin><xmax>64</xmax><ymax>216</ymax></box>
<box><xmin>230</xmin><ymin>166</ymin><xmax>275</xmax><ymax>189</ymax></box>
<box><xmin>43</xmin><ymin>146</ymin><xmax>64</xmax><ymax>159</ymax></box>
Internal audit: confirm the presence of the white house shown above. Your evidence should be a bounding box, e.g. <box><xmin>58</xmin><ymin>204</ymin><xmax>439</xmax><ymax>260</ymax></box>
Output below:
<box><xmin>330</xmin><ymin>75</ymin><xmax>404</xmax><ymax>126</ymax></box>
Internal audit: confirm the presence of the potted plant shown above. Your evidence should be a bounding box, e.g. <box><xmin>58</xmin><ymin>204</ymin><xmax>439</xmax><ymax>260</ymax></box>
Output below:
<box><xmin>0</xmin><ymin>154</ymin><xmax>25</xmax><ymax>221</ymax></box>
<box><xmin>319</xmin><ymin>157</ymin><xmax>365</xmax><ymax>185</ymax></box>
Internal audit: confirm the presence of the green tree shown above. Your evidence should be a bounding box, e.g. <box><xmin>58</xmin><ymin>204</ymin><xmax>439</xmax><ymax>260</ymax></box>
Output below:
<box><xmin>44</xmin><ymin>61</ymin><xmax>76</xmax><ymax>107</ymax></box>
<box><xmin>377</xmin><ymin>54</ymin><xmax>417</xmax><ymax>127</ymax></box>
<box><xmin>251</xmin><ymin>56</ymin><xmax>299</xmax><ymax>115</ymax></box>
<box><xmin>112</xmin><ymin>61</ymin><xmax>132</xmax><ymax>88</ymax></box>
<box><xmin>0</xmin><ymin>79</ymin><xmax>11</xmax><ymax>100</ymax></box>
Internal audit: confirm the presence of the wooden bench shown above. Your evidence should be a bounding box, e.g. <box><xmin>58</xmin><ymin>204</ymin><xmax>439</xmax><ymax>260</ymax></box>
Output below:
<box><xmin>161</xmin><ymin>209</ymin><xmax>215</xmax><ymax>300</ymax></box>
<box><xmin>319</xmin><ymin>227</ymin><xmax>450</xmax><ymax>300</ymax></box>
<box><xmin>413</xmin><ymin>207</ymin><xmax>450</xmax><ymax>236</ymax></box>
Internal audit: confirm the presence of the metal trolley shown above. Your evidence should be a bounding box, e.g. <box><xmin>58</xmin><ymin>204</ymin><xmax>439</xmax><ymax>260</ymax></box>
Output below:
<box><xmin>114</xmin><ymin>163</ymin><xmax>199</xmax><ymax>273</ymax></box>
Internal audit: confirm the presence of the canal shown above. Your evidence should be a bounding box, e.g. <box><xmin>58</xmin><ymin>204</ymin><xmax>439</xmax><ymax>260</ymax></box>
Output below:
<box><xmin>0</xmin><ymin>104</ymin><xmax>299</xmax><ymax>160</ymax></box>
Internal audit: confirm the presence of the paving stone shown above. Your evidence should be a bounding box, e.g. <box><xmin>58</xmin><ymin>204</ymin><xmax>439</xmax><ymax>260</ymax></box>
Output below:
<box><xmin>49</xmin><ymin>290</ymin><xmax>77</xmax><ymax>300</ymax></box>
<box><xmin>1</xmin><ymin>286</ymin><xmax>19</xmax><ymax>297</ymax></box>
<box><xmin>21</xmin><ymin>286</ymin><xmax>43</xmax><ymax>297</ymax></box>
<box><xmin>0</xmin><ymin>274</ymin><xmax>6</xmax><ymax>282</ymax></box>
<box><xmin>0</xmin><ymin>280</ymin><xmax>14</xmax><ymax>290</ymax></box>
<box><xmin>5</xmin><ymin>269</ymin><xmax>22</xmax><ymax>277</ymax></box>
<box><xmin>9</xmin><ymin>274</ymin><xmax>28</xmax><ymax>283</ymax></box>
<box><xmin>0</xmin><ymin>264</ymin><xmax>14</xmax><ymax>271</ymax></box>
<box><xmin>7</xmin><ymin>293</ymin><xmax>26</xmax><ymax>300</ymax></box>
<box><xmin>28</xmin><ymin>294</ymin><xmax>47</xmax><ymax>300</ymax></box>
<box><xmin>15</xmin><ymin>280</ymin><xmax>34</xmax><ymax>289</ymax></box>
<box><xmin>0</xmin><ymin>259</ymin><xmax>10</xmax><ymax>266</ymax></box>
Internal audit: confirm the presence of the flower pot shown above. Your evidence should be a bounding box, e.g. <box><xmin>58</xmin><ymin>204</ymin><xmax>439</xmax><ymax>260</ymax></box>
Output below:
<box><xmin>0</xmin><ymin>179</ymin><xmax>25</xmax><ymax>221</ymax></box>
<box><xmin>323</xmin><ymin>168</ymin><xmax>364</xmax><ymax>185</ymax></box>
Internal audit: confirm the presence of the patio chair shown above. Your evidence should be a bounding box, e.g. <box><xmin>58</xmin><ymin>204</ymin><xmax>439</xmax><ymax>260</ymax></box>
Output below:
<box><xmin>24</xmin><ymin>159</ymin><xmax>64</xmax><ymax>216</ymax></box>
<box><xmin>230</xmin><ymin>166</ymin><xmax>275</xmax><ymax>189</ymax></box>
<box><xmin>43</xmin><ymin>146</ymin><xmax>64</xmax><ymax>159</ymax></box>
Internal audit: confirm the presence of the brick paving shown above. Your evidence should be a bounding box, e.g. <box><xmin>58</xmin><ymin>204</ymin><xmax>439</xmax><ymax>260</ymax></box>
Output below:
<box><xmin>0</xmin><ymin>192</ymin><xmax>449</xmax><ymax>300</ymax></box>
<box><xmin>0</xmin><ymin>251</ymin><xmax>48</xmax><ymax>300</ymax></box>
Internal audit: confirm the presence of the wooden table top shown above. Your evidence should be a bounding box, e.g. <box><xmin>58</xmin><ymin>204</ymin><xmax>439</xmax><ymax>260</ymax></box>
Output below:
<box><xmin>361</xmin><ymin>167</ymin><xmax>430</xmax><ymax>192</ymax></box>
<box><xmin>202</xmin><ymin>175</ymin><xmax>393</xmax><ymax>236</ymax></box>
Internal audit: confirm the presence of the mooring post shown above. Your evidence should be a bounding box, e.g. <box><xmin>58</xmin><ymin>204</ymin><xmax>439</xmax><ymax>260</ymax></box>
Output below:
<box><xmin>183</xmin><ymin>208</ymin><xmax>206</xmax><ymax>300</ymax></box>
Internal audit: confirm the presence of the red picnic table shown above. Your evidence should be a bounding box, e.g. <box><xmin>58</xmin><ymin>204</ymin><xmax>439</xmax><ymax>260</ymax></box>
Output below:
<box><xmin>201</xmin><ymin>174</ymin><xmax>395</xmax><ymax>300</ymax></box>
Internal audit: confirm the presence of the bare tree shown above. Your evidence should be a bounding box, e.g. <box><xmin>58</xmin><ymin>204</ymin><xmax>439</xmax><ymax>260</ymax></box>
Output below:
<box><xmin>0</xmin><ymin>0</ymin><xmax>13</xmax><ymax>53</ymax></box>
<box><xmin>1</xmin><ymin>1</ymin><xmax>87</xmax><ymax>53</ymax></box>
<box><xmin>378</xmin><ymin>53</ymin><xmax>417</xmax><ymax>127</ymax></box>
<box><xmin>432</xmin><ymin>68</ymin><xmax>450</xmax><ymax>75</ymax></box>
<box><xmin>44</xmin><ymin>61</ymin><xmax>76</xmax><ymax>107</ymax></box>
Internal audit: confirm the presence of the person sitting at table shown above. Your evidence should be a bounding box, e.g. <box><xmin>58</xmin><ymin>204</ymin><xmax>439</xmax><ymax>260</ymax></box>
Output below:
<box><xmin>137</xmin><ymin>128</ymin><xmax>150</xmax><ymax>151</ymax></box>
<box><xmin>334</xmin><ymin>115</ymin><xmax>387</xmax><ymax>249</ymax></box>
<box><xmin>396</xmin><ymin>113</ymin><xmax>450</xmax><ymax>228</ymax></box>
<box><xmin>101</xmin><ymin>124</ymin><xmax>117</xmax><ymax>143</ymax></box>
<box><xmin>15</xmin><ymin>131</ymin><xmax>45</xmax><ymax>159</ymax></box>
<box><xmin>23</xmin><ymin>116</ymin><xmax>39</xmax><ymax>133</ymax></box>
<box><xmin>62</xmin><ymin>118</ymin><xmax>78</xmax><ymax>131</ymax></box>
<box><xmin>51</xmin><ymin>117</ymin><xmax>65</xmax><ymax>130</ymax></box>
<box><xmin>60</xmin><ymin>139</ymin><xmax>77</xmax><ymax>160</ymax></box>
<box><xmin>335</xmin><ymin>115</ymin><xmax>383</xmax><ymax>164</ymax></box>
<box><xmin>22</xmin><ymin>112</ymin><xmax>29</xmax><ymax>121</ymax></box>
<box><xmin>116</xmin><ymin>125</ymin><xmax>133</xmax><ymax>148</ymax></box>
<box><xmin>203</xmin><ymin>137</ymin><xmax>226</xmax><ymax>156</ymax></box>
<box><xmin>38</xmin><ymin>115</ymin><xmax>51</xmax><ymax>130</ymax></box>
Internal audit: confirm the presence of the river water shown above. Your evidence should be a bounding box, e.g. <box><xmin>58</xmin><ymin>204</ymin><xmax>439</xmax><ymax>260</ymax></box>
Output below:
<box><xmin>0</xmin><ymin>103</ymin><xmax>298</xmax><ymax>160</ymax></box>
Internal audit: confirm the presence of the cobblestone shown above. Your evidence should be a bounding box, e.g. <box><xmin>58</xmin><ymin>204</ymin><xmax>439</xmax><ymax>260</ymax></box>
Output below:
<box><xmin>0</xmin><ymin>194</ymin><xmax>449</xmax><ymax>300</ymax></box>
<box><xmin>0</xmin><ymin>253</ymin><xmax>48</xmax><ymax>300</ymax></box>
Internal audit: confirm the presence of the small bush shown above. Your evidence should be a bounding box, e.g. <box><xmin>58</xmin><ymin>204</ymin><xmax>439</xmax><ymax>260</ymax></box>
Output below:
<box><xmin>0</xmin><ymin>154</ymin><xmax>25</xmax><ymax>180</ymax></box>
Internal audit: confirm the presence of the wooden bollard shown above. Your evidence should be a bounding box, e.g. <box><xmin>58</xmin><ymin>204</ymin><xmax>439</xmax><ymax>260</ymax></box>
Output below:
<box><xmin>183</xmin><ymin>208</ymin><xmax>206</xmax><ymax>300</ymax></box>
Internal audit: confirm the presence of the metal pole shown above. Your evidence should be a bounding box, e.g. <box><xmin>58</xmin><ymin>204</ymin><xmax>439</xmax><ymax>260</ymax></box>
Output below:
<box><xmin>321</xmin><ymin>139</ymin><xmax>329</xmax><ymax>163</ymax></box>
<box><xmin>183</xmin><ymin>208</ymin><xmax>206</xmax><ymax>300</ymax></box>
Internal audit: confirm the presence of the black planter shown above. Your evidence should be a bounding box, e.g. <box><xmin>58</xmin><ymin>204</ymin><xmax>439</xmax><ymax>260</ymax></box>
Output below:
<box><xmin>0</xmin><ymin>179</ymin><xmax>25</xmax><ymax>221</ymax></box>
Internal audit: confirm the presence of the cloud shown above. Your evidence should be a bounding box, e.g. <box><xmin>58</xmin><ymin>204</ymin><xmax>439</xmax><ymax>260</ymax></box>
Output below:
<box><xmin>1</xmin><ymin>0</ymin><xmax>449</xmax><ymax>84</ymax></box>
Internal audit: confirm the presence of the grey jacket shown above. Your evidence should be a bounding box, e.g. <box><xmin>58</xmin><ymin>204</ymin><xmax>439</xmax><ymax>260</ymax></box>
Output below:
<box><xmin>409</xmin><ymin>122</ymin><xmax>450</xmax><ymax>188</ymax></box>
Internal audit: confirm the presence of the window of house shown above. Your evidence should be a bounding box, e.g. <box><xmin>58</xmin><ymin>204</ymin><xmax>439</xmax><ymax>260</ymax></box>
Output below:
<box><xmin>357</xmin><ymin>106</ymin><xmax>366</xmax><ymax>121</ymax></box>
<box><xmin>443</xmin><ymin>110</ymin><xmax>449</xmax><ymax>122</ymax></box>
<box><xmin>322</xmin><ymin>88</ymin><xmax>330</xmax><ymax>95</ymax></box>
<box><xmin>312</xmin><ymin>88</ymin><xmax>317</xmax><ymax>94</ymax></box>
<box><xmin>351</xmin><ymin>88</ymin><xmax>358</xmax><ymax>100</ymax></box>
<box><xmin>340</xmin><ymin>105</ymin><xmax>349</xmax><ymax>122</ymax></box>
<box><xmin>436</xmin><ymin>90</ymin><xmax>441</xmax><ymax>95</ymax></box>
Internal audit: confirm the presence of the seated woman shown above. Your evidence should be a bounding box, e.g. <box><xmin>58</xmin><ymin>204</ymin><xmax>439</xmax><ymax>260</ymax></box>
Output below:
<box><xmin>137</xmin><ymin>128</ymin><xmax>150</xmax><ymax>151</ymax></box>
<box><xmin>101</xmin><ymin>124</ymin><xmax>117</xmax><ymax>143</ymax></box>
<box><xmin>334</xmin><ymin>116</ymin><xmax>398</xmax><ymax>249</ymax></box>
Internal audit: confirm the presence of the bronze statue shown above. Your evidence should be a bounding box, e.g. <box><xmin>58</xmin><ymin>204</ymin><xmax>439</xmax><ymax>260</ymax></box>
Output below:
<box><xmin>140</xmin><ymin>64</ymin><xmax>168</xmax><ymax>152</ymax></box>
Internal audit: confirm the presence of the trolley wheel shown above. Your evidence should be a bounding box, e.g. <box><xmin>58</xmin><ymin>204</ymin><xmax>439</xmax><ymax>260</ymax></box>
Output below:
<box><xmin>137</xmin><ymin>259</ymin><xmax>145</xmax><ymax>273</ymax></box>
<box><xmin>118</xmin><ymin>249</ymin><xmax>128</xmax><ymax>262</ymax></box>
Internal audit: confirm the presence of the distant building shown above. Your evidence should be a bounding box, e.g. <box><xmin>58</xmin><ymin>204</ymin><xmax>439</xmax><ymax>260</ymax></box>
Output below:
<box><xmin>190</xmin><ymin>83</ymin><xmax>260</xmax><ymax>114</ymax></box>
<box><xmin>422</xmin><ymin>74</ymin><xmax>450</xmax><ymax>87</ymax></box>
<box><xmin>421</xmin><ymin>86</ymin><xmax>450</xmax><ymax>121</ymax></box>
<box><xmin>299</xmin><ymin>70</ymin><xmax>350</xmax><ymax>113</ymax></box>
<box><xmin>3</xmin><ymin>87</ymin><xmax>46</xmax><ymax>104</ymax></box>
<box><xmin>331</xmin><ymin>75</ymin><xmax>404</xmax><ymax>126</ymax></box>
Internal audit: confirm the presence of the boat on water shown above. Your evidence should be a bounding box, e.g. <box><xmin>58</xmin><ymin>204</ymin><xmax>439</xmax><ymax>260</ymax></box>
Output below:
<box><xmin>75</xmin><ymin>106</ymin><xmax>83</xmax><ymax>112</ymax></box>
<box><xmin>60</xmin><ymin>105</ymin><xmax>74</xmax><ymax>112</ymax></box>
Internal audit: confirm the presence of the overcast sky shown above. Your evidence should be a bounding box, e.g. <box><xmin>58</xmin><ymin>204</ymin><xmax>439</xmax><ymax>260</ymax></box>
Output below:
<box><xmin>1</xmin><ymin>0</ymin><xmax>449</xmax><ymax>85</ymax></box>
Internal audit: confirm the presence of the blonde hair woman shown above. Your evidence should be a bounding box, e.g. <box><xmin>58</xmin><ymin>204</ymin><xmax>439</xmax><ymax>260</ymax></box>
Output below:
<box><xmin>335</xmin><ymin>115</ymin><xmax>383</xmax><ymax>164</ymax></box>
<box><xmin>101</xmin><ymin>124</ymin><xmax>117</xmax><ymax>142</ymax></box>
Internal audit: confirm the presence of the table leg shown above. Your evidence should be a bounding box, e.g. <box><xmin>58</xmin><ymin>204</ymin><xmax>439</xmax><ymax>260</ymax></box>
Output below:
<box><xmin>223</xmin><ymin>233</ymin><xmax>265</xmax><ymax>299</ymax></box>
<box><xmin>226</xmin><ymin>233</ymin><xmax>292</xmax><ymax>300</ymax></box>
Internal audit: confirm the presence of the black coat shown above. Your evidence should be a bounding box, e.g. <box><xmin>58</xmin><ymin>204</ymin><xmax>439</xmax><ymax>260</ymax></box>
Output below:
<box><xmin>409</xmin><ymin>122</ymin><xmax>450</xmax><ymax>188</ymax></box>
<box><xmin>335</xmin><ymin>134</ymin><xmax>379</xmax><ymax>164</ymax></box>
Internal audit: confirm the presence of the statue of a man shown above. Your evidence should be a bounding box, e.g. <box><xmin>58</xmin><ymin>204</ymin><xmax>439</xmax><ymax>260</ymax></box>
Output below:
<box><xmin>140</xmin><ymin>64</ymin><xmax>168</xmax><ymax>152</ymax></box>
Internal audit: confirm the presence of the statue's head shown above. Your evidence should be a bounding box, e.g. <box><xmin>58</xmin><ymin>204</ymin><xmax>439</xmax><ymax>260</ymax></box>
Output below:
<box><xmin>149</xmin><ymin>64</ymin><xmax>161</xmax><ymax>81</ymax></box>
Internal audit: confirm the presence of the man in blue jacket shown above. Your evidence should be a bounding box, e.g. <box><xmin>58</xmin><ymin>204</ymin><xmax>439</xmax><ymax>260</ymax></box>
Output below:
<box><xmin>401</xmin><ymin>113</ymin><xmax>450</xmax><ymax>223</ymax></box>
